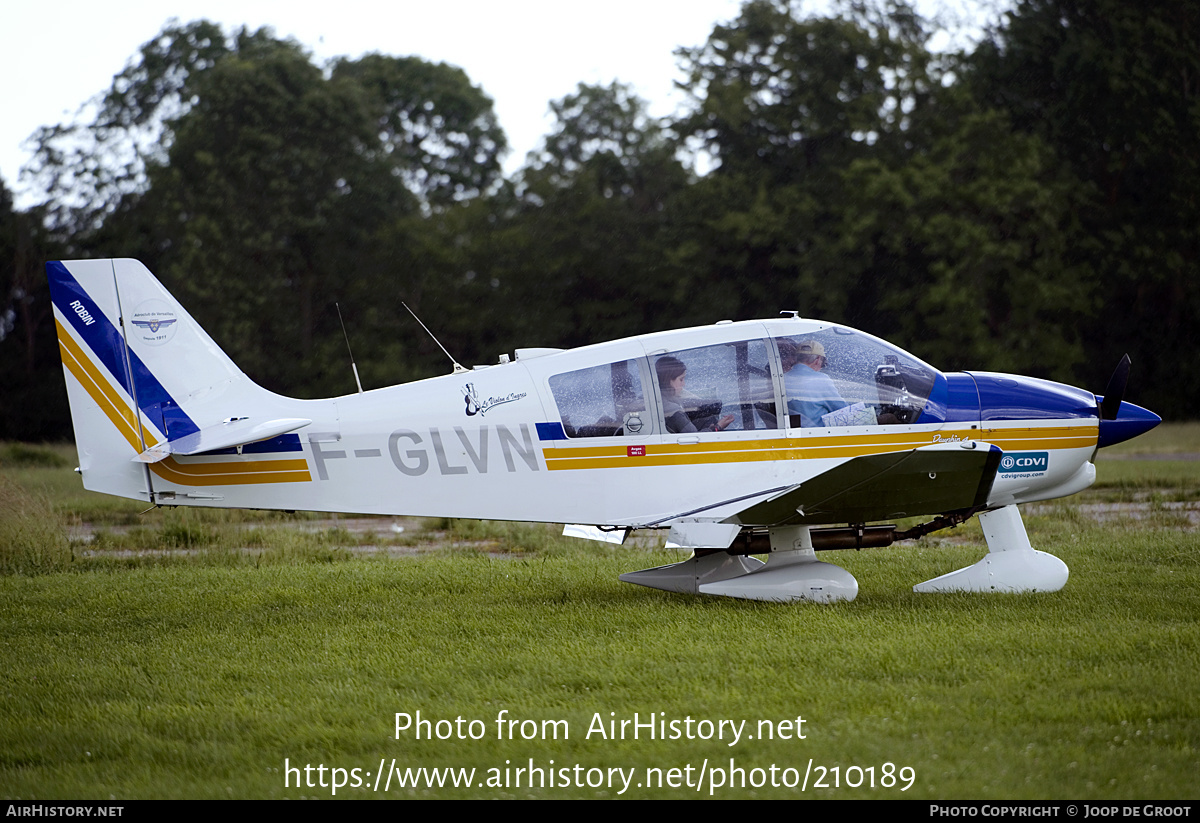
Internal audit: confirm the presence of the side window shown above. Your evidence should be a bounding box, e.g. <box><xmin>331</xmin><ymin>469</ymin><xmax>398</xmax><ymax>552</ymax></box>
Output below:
<box><xmin>654</xmin><ymin>340</ymin><xmax>778</xmax><ymax>434</ymax></box>
<box><xmin>776</xmin><ymin>330</ymin><xmax>936</xmax><ymax>428</ymax></box>
<box><xmin>549</xmin><ymin>360</ymin><xmax>648</xmax><ymax>438</ymax></box>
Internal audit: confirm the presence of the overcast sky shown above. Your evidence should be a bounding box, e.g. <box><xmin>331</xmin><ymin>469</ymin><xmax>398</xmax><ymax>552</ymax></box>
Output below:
<box><xmin>0</xmin><ymin>0</ymin><xmax>990</xmax><ymax>208</ymax></box>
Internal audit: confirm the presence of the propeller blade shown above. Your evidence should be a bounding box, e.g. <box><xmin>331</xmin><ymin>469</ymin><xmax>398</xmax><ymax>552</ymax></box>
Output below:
<box><xmin>1099</xmin><ymin>354</ymin><xmax>1131</xmax><ymax>420</ymax></box>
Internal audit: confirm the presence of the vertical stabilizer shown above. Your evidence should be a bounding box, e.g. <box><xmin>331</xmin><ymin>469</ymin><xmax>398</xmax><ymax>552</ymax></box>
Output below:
<box><xmin>47</xmin><ymin>259</ymin><xmax>280</xmax><ymax>501</ymax></box>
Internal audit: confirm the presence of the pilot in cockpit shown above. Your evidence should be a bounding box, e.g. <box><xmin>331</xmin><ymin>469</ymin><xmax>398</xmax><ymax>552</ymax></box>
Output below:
<box><xmin>779</xmin><ymin>339</ymin><xmax>849</xmax><ymax>427</ymax></box>
<box><xmin>656</xmin><ymin>356</ymin><xmax>735</xmax><ymax>434</ymax></box>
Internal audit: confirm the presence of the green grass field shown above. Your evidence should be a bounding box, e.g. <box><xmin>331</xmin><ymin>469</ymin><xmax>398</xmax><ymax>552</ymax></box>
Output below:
<box><xmin>1</xmin><ymin>435</ymin><xmax>1197</xmax><ymax>799</ymax></box>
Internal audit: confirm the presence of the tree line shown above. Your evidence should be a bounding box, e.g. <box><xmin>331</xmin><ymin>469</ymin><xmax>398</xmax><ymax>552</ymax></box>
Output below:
<box><xmin>2</xmin><ymin>0</ymin><xmax>1197</xmax><ymax>441</ymax></box>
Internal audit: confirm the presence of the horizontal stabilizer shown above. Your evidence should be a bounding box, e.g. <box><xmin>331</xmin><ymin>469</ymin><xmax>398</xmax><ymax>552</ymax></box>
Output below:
<box><xmin>134</xmin><ymin>417</ymin><xmax>312</xmax><ymax>463</ymax></box>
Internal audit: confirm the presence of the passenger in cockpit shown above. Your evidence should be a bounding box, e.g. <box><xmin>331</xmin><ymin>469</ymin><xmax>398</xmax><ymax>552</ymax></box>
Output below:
<box><xmin>656</xmin><ymin>356</ymin><xmax>735</xmax><ymax>434</ymax></box>
<box><xmin>779</xmin><ymin>339</ymin><xmax>848</xmax><ymax>427</ymax></box>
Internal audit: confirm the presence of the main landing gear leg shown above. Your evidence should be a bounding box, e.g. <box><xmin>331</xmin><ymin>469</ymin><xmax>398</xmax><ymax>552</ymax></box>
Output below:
<box><xmin>913</xmin><ymin>504</ymin><xmax>1069</xmax><ymax>593</ymax></box>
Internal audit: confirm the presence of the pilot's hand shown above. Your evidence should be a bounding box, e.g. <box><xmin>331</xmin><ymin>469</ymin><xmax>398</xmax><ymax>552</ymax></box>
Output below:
<box><xmin>716</xmin><ymin>414</ymin><xmax>735</xmax><ymax>431</ymax></box>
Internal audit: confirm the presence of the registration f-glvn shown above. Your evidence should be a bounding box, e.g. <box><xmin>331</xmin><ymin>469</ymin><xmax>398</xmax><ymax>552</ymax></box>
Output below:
<box><xmin>48</xmin><ymin>259</ymin><xmax>1160</xmax><ymax>602</ymax></box>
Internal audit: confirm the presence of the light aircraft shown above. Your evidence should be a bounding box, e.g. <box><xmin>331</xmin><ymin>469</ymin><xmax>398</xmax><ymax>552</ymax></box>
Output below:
<box><xmin>48</xmin><ymin>258</ymin><xmax>1161</xmax><ymax>602</ymax></box>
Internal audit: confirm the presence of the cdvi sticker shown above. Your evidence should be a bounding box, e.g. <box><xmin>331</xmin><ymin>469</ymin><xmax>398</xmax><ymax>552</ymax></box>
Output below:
<box><xmin>998</xmin><ymin>452</ymin><xmax>1049</xmax><ymax>474</ymax></box>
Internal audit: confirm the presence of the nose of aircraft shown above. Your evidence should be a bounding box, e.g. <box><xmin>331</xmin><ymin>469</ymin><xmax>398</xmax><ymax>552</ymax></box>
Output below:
<box><xmin>952</xmin><ymin>372</ymin><xmax>1160</xmax><ymax>451</ymax></box>
<box><xmin>1096</xmin><ymin>400</ymin><xmax>1161</xmax><ymax>449</ymax></box>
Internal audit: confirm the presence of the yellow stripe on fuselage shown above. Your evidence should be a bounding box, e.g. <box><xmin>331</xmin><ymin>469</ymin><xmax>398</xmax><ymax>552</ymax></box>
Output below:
<box><xmin>152</xmin><ymin>456</ymin><xmax>312</xmax><ymax>486</ymax></box>
<box><xmin>541</xmin><ymin>424</ymin><xmax>1099</xmax><ymax>471</ymax></box>
<box><xmin>979</xmin><ymin>426</ymin><xmax>1098</xmax><ymax>451</ymax></box>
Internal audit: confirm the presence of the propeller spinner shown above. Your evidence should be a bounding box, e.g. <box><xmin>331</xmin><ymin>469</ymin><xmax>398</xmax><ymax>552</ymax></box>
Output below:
<box><xmin>1095</xmin><ymin>354</ymin><xmax>1160</xmax><ymax>448</ymax></box>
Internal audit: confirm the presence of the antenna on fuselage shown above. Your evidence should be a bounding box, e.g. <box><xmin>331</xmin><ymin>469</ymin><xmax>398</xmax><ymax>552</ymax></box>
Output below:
<box><xmin>402</xmin><ymin>302</ymin><xmax>468</xmax><ymax>375</ymax></box>
<box><xmin>336</xmin><ymin>303</ymin><xmax>364</xmax><ymax>394</ymax></box>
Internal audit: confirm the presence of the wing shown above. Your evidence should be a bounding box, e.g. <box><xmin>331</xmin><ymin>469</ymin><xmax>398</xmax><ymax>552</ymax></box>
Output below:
<box><xmin>725</xmin><ymin>441</ymin><xmax>1003</xmax><ymax>527</ymax></box>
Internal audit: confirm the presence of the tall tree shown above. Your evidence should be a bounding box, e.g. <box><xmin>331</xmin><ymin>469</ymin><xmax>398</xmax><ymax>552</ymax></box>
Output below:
<box><xmin>332</xmin><ymin>54</ymin><xmax>506</xmax><ymax>206</ymax></box>
<box><xmin>677</xmin><ymin>0</ymin><xmax>937</xmax><ymax>185</ymax></box>
<box><xmin>23</xmin><ymin>21</ymin><xmax>509</xmax><ymax>397</ymax></box>
<box><xmin>0</xmin><ymin>178</ymin><xmax>69</xmax><ymax>439</ymax></box>
<box><xmin>24</xmin><ymin>20</ymin><xmax>233</xmax><ymax>240</ymax></box>
<box><xmin>836</xmin><ymin>107</ymin><xmax>1091</xmax><ymax>379</ymax></box>
<box><xmin>490</xmin><ymin>83</ymin><xmax>690</xmax><ymax>348</ymax></box>
<box><xmin>669</xmin><ymin>0</ymin><xmax>943</xmax><ymax>324</ymax></box>
<box><xmin>140</xmin><ymin>33</ymin><xmax>402</xmax><ymax>392</ymax></box>
<box><xmin>969</xmin><ymin>0</ymin><xmax>1200</xmax><ymax>413</ymax></box>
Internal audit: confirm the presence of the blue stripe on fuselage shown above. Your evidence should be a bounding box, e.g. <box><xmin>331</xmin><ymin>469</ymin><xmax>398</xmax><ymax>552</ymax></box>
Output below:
<box><xmin>200</xmin><ymin>434</ymin><xmax>304</xmax><ymax>455</ymax></box>
<box><xmin>536</xmin><ymin>422</ymin><xmax>567</xmax><ymax>441</ymax></box>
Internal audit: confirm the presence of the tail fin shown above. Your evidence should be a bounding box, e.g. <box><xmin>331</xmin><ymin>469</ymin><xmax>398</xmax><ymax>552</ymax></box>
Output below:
<box><xmin>48</xmin><ymin>259</ymin><xmax>311</xmax><ymax>501</ymax></box>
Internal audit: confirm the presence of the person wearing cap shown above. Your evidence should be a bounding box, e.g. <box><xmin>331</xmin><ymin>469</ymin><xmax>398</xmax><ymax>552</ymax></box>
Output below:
<box><xmin>778</xmin><ymin>338</ymin><xmax>847</xmax><ymax>427</ymax></box>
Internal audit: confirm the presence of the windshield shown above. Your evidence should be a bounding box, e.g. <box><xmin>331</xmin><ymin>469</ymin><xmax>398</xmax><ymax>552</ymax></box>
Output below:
<box><xmin>776</xmin><ymin>328</ymin><xmax>937</xmax><ymax>427</ymax></box>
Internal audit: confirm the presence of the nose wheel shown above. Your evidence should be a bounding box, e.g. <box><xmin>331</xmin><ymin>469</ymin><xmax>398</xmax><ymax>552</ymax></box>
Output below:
<box><xmin>914</xmin><ymin>504</ymin><xmax>1068</xmax><ymax>593</ymax></box>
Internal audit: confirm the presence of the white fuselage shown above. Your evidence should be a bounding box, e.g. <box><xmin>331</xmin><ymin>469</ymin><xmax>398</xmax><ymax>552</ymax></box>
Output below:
<box><xmin>122</xmin><ymin>319</ymin><xmax>1099</xmax><ymax>527</ymax></box>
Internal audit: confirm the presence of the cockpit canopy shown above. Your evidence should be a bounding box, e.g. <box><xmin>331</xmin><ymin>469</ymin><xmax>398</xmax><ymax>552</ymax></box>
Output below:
<box><xmin>777</xmin><ymin>328</ymin><xmax>938</xmax><ymax>428</ymax></box>
<box><xmin>546</xmin><ymin>323</ymin><xmax>942</xmax><ymax>439</ymax></box>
